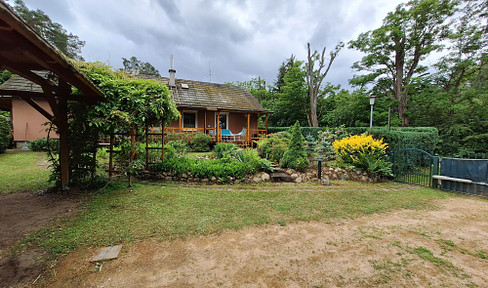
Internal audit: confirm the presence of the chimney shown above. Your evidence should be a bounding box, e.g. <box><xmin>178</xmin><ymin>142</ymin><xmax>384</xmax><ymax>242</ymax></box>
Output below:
<box><xmin>169</xmin><ymin>55</ymin><xmax>176</xmax><ymax>87</ymax></box>
<box><xmin>169</xmin><ymin>68</ymin><xmax>176</xmax><ymax>87</ymax></box>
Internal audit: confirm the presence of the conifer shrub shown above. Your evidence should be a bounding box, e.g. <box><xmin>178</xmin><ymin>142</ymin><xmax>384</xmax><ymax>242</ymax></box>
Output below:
<box><xmin>256</xmin><ymin>131</ymin><xmax>291</xmax><ymax>163</ymax></box>
<box><xmin>281</xmin><ymin>121</ymin><xmax>309</xmax><ymax>171</ymax></box>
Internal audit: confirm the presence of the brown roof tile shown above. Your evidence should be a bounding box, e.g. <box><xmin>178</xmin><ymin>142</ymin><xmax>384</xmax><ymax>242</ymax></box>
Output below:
<box><xmin>139</xmin><ymin>76</ymin><xmax>269</xmax><ymax>113</ymax></box>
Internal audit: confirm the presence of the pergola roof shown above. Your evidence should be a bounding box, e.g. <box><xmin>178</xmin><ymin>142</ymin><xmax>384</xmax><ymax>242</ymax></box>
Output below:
<box><xmin>0</xmin><ymin>1</ymin><xmax>103</xmax><ymax>101</ymax></box>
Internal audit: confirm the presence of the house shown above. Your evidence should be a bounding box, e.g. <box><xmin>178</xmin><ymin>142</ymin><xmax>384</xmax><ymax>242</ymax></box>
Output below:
<box><xmin>0</xmin><ymin>72</ymin><xmax>56</xmax><ymax>148</ymax></box>
<box><xmin>1</xmin><ymin>68</ymin><xmax>271</xmax><ymax>147</ymax></box>
<box><xmin>140</xmin><ymin>69</ymin><xmax>271</xmax><ymax>146</ymax></box>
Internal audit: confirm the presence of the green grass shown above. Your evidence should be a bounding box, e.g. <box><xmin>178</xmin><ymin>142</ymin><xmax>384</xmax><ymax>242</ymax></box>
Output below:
<box><xmin>29</xmin><ymin>180</ymin><xmax>448</xmax><ymax>257</ymax></box>
<box><xmin>0</xmin><ymin>149</ymin><xmax>51</xmax><ymax>194</ymax></box>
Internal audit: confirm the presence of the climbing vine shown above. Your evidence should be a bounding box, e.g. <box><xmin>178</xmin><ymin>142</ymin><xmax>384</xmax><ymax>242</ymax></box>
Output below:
<box><xmin>49</xmin><ymin>61</ymin><xmax>179</xmax><ymax>187</ymax></box>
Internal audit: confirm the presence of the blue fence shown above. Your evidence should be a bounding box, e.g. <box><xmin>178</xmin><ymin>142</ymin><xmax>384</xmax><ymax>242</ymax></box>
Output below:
<box><xmin>439</xmin><ymin>158</ymin><xmax>488</xmax><ymax>197</ymax></box>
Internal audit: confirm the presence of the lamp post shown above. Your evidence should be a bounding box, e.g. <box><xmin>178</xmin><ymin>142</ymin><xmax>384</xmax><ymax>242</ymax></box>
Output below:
<box><xmin>369</xmin><ymin>95</ymin><xmax>376</xmax><ymax>130</ymax></box>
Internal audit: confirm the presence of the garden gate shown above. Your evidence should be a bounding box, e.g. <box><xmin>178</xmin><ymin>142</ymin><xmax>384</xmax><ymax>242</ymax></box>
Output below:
<box><xmin>390</xmin><ymin>148</ymin><xmax>439</xmax><ymax>188</ymax></box>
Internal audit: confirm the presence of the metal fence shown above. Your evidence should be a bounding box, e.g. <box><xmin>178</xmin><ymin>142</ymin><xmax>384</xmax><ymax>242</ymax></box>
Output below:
<box><xmin>438</xmin><ymin>158</ymin><xmax>488</xmax><ymax>197</ymax></box>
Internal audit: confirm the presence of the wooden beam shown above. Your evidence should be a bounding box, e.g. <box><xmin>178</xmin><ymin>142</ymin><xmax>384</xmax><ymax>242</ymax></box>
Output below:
<box><xmin>247</xmin><ymin>113</ymin><xmax>251</xmax><ymax>147</ymax></box>
<box><xmin>265</xmin><ymin>114</ymin><xmax>269</xmax><ymax>135</ymax></box>
<box><xmin>56</xmin><ymin>98</ymin><xmax>69</xmax><ymax>191</ymax></box>
<box><xmin>17</xmin><ymin>95</ymin><xmax>54</xmax><ymax>122</ymax></box>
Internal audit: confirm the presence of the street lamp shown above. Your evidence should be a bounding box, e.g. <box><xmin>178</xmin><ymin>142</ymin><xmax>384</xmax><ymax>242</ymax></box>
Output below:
<box><xmin>369</xmin><ymin>95</ymin><xmax>377</xmax><ymax>129</ymax></box>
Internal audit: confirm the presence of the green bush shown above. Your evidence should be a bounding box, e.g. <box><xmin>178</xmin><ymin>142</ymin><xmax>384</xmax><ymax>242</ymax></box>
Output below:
<box><xmin>167</xmin><ymin>139</ymin><xmax>188</xmax><ymax>155</ymax></box>
<box><xmin>0</xmin><ymin>115</ymin><xmax>11</xmax><ymax>153</ymax></box>
<box><xmin>28</xmin><ymin>137</ymin><xmax>58</xmax><ymax>152</ymax></box>
<box><xmin>153</xmin><ymin>157</ymin><xmax>247</xmax><ymax>182</ymax></box>
<box><xmin>281</xmin><ymin>121</ymin><xmax>309</xmax><ymax>171</ymax></box>
<box><xmin>214</xmin><ymin>143</ymin><xmax>239</xmax><ymax>159</ymax></box>
<box><xmin>189</xmin><ymin>132</ymin><xmax>212</xmax><ymax>152</ymax></box>
<box><xmin>236</xmin><ymin>149</ymin><xmax>263</xmax><ymax>174</ymax></box>
<box><xmin>314</xmin><ymin>126</ymin><xmax>348</xmax><ymax>160</ymax></box>
<box><xmin>256</xmin><ymin>131</ymin><xmax>291</xmax><ymax>162</ymax></box>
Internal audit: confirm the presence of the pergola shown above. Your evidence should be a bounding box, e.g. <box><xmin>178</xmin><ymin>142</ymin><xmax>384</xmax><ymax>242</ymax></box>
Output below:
<box><xmin>0</xmin><ymin>2</ymin><xmax>104</xmax><ymax>190</ymax></box>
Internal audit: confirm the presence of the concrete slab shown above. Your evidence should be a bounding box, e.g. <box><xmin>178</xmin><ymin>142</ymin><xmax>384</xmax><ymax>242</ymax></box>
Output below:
<box><xmin>89</xmin><ymin>245</ymin><xmax>122</xmax><ymax>262</ymax></box>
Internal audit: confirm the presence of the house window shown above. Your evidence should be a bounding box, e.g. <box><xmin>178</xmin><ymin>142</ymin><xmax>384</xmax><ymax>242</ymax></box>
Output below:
<box><xmin>183</xmin><ymin>111</ymin><xmax>197</xmax><ymax>128</ymax></box>
<box><xmin>219</xmin><ymin>113</ymin><xmax>228</xmax><ymax>129</ymax></box>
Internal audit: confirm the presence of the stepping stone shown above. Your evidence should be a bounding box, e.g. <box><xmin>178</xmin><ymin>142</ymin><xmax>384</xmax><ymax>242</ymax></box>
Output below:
<box><xmin>90</xmin><ymin>245</ymin><xmax>122</xmax><ymax>262</ymax></box>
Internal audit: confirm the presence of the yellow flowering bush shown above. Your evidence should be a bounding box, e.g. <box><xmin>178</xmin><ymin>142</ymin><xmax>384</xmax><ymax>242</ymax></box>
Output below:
<box><xmin>333</xmin><ymin>134</ymin><xmax>392</xmax><ymax>179</ymax></box>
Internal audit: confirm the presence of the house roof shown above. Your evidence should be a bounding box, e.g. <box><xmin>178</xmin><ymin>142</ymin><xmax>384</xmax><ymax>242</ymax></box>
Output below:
<box><xmin>0</xmin><ymin>2</ymin><xmax>103</xmax><ymax>102</ymax></box>
<box><xmin>0</xmin><ymin>72</ymin><xmax>44</xmax><ymax>94</ymax></box>
<box><xmin>140</xmin><ymin>75</ymin><xmax>271</xmax><ymax>114</ymax></box>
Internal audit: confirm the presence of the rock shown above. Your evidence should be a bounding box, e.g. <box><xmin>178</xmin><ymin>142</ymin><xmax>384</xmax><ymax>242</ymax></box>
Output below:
<box><xmin>360</xmin><ymin>176</ymin><xmax>369</xmax><ymax>182</ymax></box>
<box><xmin>286</xmin><ymin>169</ymin><xmax>294</xmax><ymax>175</ymax></box>
<box><xmin>321</xmin><ymin>177</ymin><xmax>330</xmax><ymax>186</ymax></box>
<box><xmin>252</xmin><ymin>176</ymin><xmax>261</xmax><ymax>183</ymax></box>
<box><xmin>339</xmin><ymin>174</ymin><xmax>348</xmax><ymax>180</ymax></box>
<box><xmin>165</xmin><ymin>176</ymin><xmax>173</xmax><ymax>181</ymax></box>
<box><xmin>290</xmin><ymin>173</ymin><xmax>299</xmax><ymax>180</ymax></box>
<box><xmin>295</xmin><ymin>177</ymin><xmax>303</xmax><ymax>183</ymax></box>
<box><xmin>181</xmin><ymin>173</ymin><xmax>188</xmax><ymax>179</ymax></box>
<box><xmin>211</xmin><ymin>176</ymin><xmax>217</xmax><ymax>182</ymax></box>
<box><xmin>229</xmin><ymin>176</ymin><xmax>235</xmax><ymax>182</ymax></box>
<box><xmin>235</xmin><ymin>179</ymin><xmax>241</xmax><ymax>184</ymax></box>
<box><xmin>261</xmin><ymin>173</ymin><xmax>270</xmax><ymax>182</ymax></box>
<box><xmin>202</xmin><ymin>178</ymin><xmax>209</xmax><ymax>183</ymax></box>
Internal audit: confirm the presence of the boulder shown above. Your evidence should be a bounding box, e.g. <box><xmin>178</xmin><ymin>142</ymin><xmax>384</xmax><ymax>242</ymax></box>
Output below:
<box><xmin>290</xmin><ymin>173</ymin><xmax>299</xmax><ymax>180</ymax></box>
<box><xmin>261</xmin><ymin>173</ymin><xmax>270</xmax><ymax>182</ymax></box>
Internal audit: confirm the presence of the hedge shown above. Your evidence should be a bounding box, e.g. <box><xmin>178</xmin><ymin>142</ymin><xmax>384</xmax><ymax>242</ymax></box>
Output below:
<box><xmin>266</xmin><ymin>126</ymin><xmax>439</xmax><ymax>155</ymax></box>
<box><xmin>0</xmin><ymin>115</ymin><xmax>11</xmax><ymax>153</ymax></box>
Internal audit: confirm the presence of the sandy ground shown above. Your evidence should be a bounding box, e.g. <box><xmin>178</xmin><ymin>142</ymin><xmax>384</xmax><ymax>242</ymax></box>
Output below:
<box><xmin>0</xmin><ymin>191</ymin><xmax>82</xmax><ymax>287</ymax></box>
<box><xmin>46</xmin><ymin>197</ymin><xmax>488</xmax><ymax>288</ymax></box>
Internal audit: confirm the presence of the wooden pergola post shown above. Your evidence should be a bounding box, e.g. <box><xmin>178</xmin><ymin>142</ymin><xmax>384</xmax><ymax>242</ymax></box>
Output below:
<box><xmin>161</xmin><ymin>120</ymin><xmax>165</xmax><ymax>161</ymax></box>
<box><xmin>217</xmin><ymin>111</ymin><xmax>220</xmax><ymax>143</ymax></box>
<box><xmin>265</xmin><ymin>114</ymin><xmax>269</xmax><ymax>135</ymax></box>
<box><xmin>57</xmin><ymin>98</ymin><xmax>69</xmax><ymax>191</ymax></box>
<box><xmin>247</xmin><ymin>113</ymin><xmax>251</xmax><ymax>147</ymax></box>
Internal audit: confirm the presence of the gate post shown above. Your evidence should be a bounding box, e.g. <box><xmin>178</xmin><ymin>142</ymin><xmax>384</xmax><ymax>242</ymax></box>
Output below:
<box><xmin>432</xmin><ymin>155</ymin><xmax>439</xmax><ymax>189</ymax></box>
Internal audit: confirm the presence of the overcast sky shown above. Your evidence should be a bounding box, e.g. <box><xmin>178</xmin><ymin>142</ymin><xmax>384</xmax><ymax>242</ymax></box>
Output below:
<box><xmin>20</xmin><ymin>0</ymin><xmax>407</xmax><ymax>89</ymax></box>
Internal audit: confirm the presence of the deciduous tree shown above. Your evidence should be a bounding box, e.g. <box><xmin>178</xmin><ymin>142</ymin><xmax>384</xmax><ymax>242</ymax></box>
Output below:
<box><xmin>349</xmin><ymin>0</ymin><xmax>457</xmax><ymax>126</ymax></box>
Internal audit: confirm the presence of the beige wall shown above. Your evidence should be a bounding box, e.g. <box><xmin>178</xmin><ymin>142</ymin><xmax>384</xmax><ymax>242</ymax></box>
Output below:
<box><xmin>12</xmin><ymin>98</ymin><xmax>56</xmax><ymax>142</ymax></box>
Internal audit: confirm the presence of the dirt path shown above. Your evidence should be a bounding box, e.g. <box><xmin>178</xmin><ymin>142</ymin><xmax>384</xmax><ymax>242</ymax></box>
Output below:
<box><xmin>48</xmin><ymin>197</ymin><xmax>488</xmax><ymax>288</ymax></box>
<box><xmin>0</xmin><ymin>191</ymin><xmax>83</xmax><ymax>287</ymax></box>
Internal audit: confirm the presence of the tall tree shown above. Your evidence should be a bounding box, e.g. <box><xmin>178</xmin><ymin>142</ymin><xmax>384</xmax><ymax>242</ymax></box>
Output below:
<box><xmin>349</xmin><ymin>0</ymin><xmax>457</xmax><ymax>126</ymax></box>
<box><xmin>9</xmin><ymin>0</ymin><xmax>85</xmax><ymax>60</ymax></box>
<box><xmin>121</xmin><ymin>56</ymin><xmax>161</xmax><ymax>76</ymax></box>
<box><xmin>274</xmin><ymin>55</ymin><xmax>297</xmax><ymax>92</ymax></box>
<box><xmin>269</xmin><ymin>61</ymin><xmax>308</xmax><ymax>127</ymax></box>
<box><xmin>305</xmin><ymin>42</ymin><xmax>343</xmax><ymax>127</ymax></box>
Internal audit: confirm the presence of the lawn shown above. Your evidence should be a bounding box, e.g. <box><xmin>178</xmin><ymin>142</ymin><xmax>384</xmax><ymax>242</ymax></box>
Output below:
<box><xmin>0</xmin><ymin>149</ymin><xmax>51</xmax><ymax>194</ymax></box>
<box><xmin>33</xmin><ymin>180</ymin><xmax>448</xmax><ymax>257</ymax></box>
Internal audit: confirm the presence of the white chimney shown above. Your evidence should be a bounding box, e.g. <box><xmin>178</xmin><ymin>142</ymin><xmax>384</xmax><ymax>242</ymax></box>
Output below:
<box><xmin>169</xmin><ymin>55</ymin><xmax>176</xmax><ymax>87</ymax></box>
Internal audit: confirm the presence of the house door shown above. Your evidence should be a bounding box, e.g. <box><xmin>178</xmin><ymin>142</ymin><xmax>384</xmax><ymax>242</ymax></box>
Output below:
<box><xmin>218</xmin><ymin>113</ymin><xmax>228</xmax><ymax>129</ymax></box>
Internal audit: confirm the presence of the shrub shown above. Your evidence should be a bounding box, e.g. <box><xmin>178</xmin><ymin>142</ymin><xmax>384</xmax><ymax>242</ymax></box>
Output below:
<box><xmin>167</xmin><ymin>139</ymin><xmax>188</xmax><ymax>155</ymax></box>
<box><xmin>28</xmin><ymin>137</ymin><xmax>59</xmax><ymax>152</ymax></box>
<box><xmin>314</xmin><ymin>125</ymin><xmax>348</xmax><ymax>160</ymax></box>
<box><xmin>236</xmin><ymin>149</ymin><xmax>263</xmax><ymax>174</ymax></box>
<box><xmin>214</xmin><ymin>143</ymin><xmax>239</xmax><ymax>159</ymax></box>
<box><xmin>281</xmin><ymin>121</ymin><xmax>309</xmax><ymax>171</ymax></box>
<box><xmin>153</xmin><ymin>157</ymin><xmax>247</xmax><ymax>182</ymax></box>
<box><xmin>256</xmin><ymin>131</ymin><xmax>291</xmax><ymax>162</ymax></box>
<box><xmin>0</xmin><ymin>115</ymin><xmax>11</xmax><ymax>153</ymax></box>
<box><xmin>189</xmin><ymin>132</ymin><xmax>212</xmax><ymax>152</ymax></box>
<box><xmin>333</xmin><ymin>134</ymin><xmax>392</xmax><ymax>180</ymax></box>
